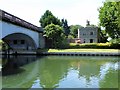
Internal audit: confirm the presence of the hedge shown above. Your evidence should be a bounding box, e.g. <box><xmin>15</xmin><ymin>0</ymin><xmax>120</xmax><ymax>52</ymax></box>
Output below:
<box><xmin>69</xmin><ymin>43</ymin><xmax>120</xmax><ymax>49</ymax></box>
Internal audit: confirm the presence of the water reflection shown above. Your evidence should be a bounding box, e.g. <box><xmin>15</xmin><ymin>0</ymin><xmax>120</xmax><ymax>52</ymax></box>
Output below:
<box><xmin>1</xmin><ymin>56</ymin><xmax>119</xmax><ymax>89</ymax></box>
<box><xmin>2</xmin><ymin>55</ymin><xmax>37</xmax><ymax>76</ymax></box>
<box><xmin>2</xmin><ymin>55</ymin><xmax>39</xmax><ymax>88</ymax></box>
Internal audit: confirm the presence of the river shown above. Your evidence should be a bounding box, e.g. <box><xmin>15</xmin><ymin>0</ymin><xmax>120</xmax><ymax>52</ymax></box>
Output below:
<box><xmin>0</xmin><ymin>55</ymin><xmax>120</xmax><ymax>89</ymax></box>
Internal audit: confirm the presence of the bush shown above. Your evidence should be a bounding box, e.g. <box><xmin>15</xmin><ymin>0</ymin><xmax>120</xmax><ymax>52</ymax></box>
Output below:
<box><xmin>57</xmin><ymin>34</ymin><xmax>69</xmax><ymax>49</ymax></box>
<box><xmin>110</xmin><ymin>38</ymin><xmax>120</xmax><ymax>44</ymax></box>
<box><xmin>0</xmin><ymin>40</ymin><xmax>8</xmax><ymax>51</ymax></box>
<box><xmin>109</xmin><ymin>39</ymin><xmax>120</xmax><ymax>49</ymax></box>
<box><xmin>110</xmin><ymin>43</ymin><xmax>120</xmax><ymax>49</ymax></box>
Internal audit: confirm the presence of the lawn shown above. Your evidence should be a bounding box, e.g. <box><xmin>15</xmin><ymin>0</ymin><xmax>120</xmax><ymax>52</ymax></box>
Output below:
<box><xmin>48</xmin><ymin>49</ymin><xmax>119</xmax><ymax>53</ymax></box>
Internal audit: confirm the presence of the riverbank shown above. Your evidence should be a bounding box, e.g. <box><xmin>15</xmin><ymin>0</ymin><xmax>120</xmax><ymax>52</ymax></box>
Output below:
<box><xmin>48</xmin><ymin>49</ymin><xmax>119</xmax><ymax>53</ymax></box>
<box><xmin>37</xmin><ymin>49</ymin><xmax>120</xmax><ymax>56</ymax></box>
<box><xmin>1</xmin><ymin>49</ymin><xmax>119</xmax><ymax>56</ymax></box>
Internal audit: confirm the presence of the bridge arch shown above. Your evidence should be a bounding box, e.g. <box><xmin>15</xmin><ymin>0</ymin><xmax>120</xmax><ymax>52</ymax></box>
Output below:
<box><xmin>0</xmin><ymin>10</ymin><xmax>45</xmax><ymax>49</ymax></box>
<box><xmin>2</xmin><ymin>33</ymin><xmax>37</xmax><ymax>50</ymax></box>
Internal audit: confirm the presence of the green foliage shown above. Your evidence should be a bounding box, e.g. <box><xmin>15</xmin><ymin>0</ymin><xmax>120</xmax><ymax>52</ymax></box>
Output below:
<box><xmin>39</xmin><ymin>10</ymin><xmax>61</xmax><ymax>28</ymax></box>
<box><xmin>69</xmin><ymin>43</ymin><xmax>120</xmax><ymax>49</ymax></box>
<box><xmin>99</xmin><ymin>1</ymin><xmax>120</xmax><ymax>39</ymax></box>
<box><xmin>58</xmin><ymin>33</ymin><xmax>69</xmax><ymax>49</ymax></box>
<box><xmin>110</xmin><ymin>38</ymin><xmax>120</xmax><ymax>44</ymax></box>
<box><xmin>44</xmin><ymin>24</ymin><xmax>68</xmax><ymax>49</ymax></box>
<box><xmin>0</xmin><ymin>40</ymin><xmax>3</xmax><ymax>50</ymax></box>
<box><xmin>67</xmin><ymin>35</ymin><xmax>74</xmax><ymax>39</ymax></box>
<box><xmin>69</xmin><ymin>25</ymin><xmax>83</xmax><ymax>38</ymax></box>
<box><xmin>118</xmin><ymin>2</ymin><xmax>120</xmax><ymax>28</ymax></box>
<box><xmin>0</xmin><ymin>40</ymin><xmax>8</xmax><ymax>50</ymax></box>
<box><xmin>44</xmin><ymin>24</ymin><xmax>62</xmax><ymax>39</ymax></box>
<box><xmin>98</xmin><ymin>27</ymin><xmax>108</xmax><ymax>43</ymax></box>
<box><xmin>61</xmin><ymin>19</ymin><xmax>70</xmax><ymax>37</ymax></box>
<box><xmin>39</xmin><ymin>10</ymin><xmax>70</xmax><ymax>49</ymax></box>
<box><xmin>109</xmin><ymin>38</ymin><xmax>120</xmax><ymax>49</ymax></box>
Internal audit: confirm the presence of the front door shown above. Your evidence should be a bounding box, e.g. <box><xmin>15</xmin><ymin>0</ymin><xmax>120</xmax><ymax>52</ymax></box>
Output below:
<box><xmin>90</xmin><ymin>39</ymin><xmax>93</xmax><ymax>43</ymax></box>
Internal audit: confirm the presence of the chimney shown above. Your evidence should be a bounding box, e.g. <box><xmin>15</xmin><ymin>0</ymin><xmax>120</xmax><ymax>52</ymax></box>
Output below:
<box><xmin>86</xmin><ymin>20</ymin><xmax>90</xmax><ymax>26</ymax></box>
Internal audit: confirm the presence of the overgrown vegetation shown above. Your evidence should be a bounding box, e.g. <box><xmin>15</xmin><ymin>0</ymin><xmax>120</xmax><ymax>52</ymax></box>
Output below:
<box><xmin>0</xmin><ymin>40</ymin><xmax>2</xmax><ymax>50</ymax></box>
<box><xmin>39</xmin><ymin>10</ymin><xmax>69</xmax><ymax>49</ymax></box>
<box><xmin>44</xmin><ymin>24</ymin><xmax>69</xmax><ymax>49</ymax></box>
<box><xmin>61</xmin><ymin>19</ymin><xmax>70</xmax><ymax>37</ymax></box>
<box><xmin>69</xmin><ymin>25</ymin><xmax>83</xmax><ymax>38</ymax></box>
<box><xmin>0</xmin><ymin>40</ymin><xmax>8</xmax><ymax>50</ymax></box>
<box><xmin>39</xmin><ymin>10</ymin><xmax>61</xmax><ymax>28</ymax></box>
<box><xmin>99</xmin><ymin>1</ymin><xmax>120</xmax><ymax>39</ymax></box>
<box><xmin>110</xmin><ymin>38</ymin><xmax>120</xmax><ymax>44</ymax></box>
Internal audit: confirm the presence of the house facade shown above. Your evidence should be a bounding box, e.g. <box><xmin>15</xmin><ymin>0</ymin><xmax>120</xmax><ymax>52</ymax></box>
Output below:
<box><xmin>78</xmin><ymin>26</ymin><xmax>99</xmax><ymax>43</ymax></box>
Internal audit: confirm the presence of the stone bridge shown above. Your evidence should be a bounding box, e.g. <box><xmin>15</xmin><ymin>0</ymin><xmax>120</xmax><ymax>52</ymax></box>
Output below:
<box><xmin>0</xmin><ymin>10</ymin><xmax>45</xmax><ymax>52</ymax></box>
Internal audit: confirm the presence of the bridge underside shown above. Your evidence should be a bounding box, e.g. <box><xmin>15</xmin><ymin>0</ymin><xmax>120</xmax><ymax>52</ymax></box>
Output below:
<box><xmin>2</xmin><ymin>33</ymin><xmax>37</xmax><ymax>51</ymax></box>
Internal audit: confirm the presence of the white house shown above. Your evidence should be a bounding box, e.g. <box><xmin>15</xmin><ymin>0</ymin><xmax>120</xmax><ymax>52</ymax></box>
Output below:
<box><xmin>78</xmin><ymin>26</ymin><xmax>100</xmax><ymax>43</ymax></box>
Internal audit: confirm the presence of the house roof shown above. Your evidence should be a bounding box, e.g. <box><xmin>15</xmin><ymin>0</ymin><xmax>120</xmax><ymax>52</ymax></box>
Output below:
<box><xmin>80</xmin><ymin>26</ymin><xmax>98</xmax><ymax>30</ymax></box>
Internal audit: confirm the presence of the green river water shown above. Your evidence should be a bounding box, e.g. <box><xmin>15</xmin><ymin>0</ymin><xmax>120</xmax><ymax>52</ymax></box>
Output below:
<box><xmin>0</xmin><ymin>56</ymin><xmax>120</xmax><ymax>89</ymax></box>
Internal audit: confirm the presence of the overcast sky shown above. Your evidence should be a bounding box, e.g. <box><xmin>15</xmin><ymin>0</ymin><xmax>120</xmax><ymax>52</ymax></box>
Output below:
<box><xmin>0</xmin><ymin>0</ymin><xmax>105</xmax><ymax>27</ymax></box>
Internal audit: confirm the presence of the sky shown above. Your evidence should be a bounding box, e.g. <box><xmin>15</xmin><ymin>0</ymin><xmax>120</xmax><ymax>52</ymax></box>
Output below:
<box><xmin>0</xmin><ymin>0</ymin><xmax>105</xmax><ymax>27</ymax></box>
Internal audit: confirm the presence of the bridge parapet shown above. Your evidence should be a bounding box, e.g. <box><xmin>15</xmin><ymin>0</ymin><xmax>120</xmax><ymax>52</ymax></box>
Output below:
<box><xmin>0</xmin><ymin>10</ymin><xmax>43</xmax><ymax>33</ymax></box>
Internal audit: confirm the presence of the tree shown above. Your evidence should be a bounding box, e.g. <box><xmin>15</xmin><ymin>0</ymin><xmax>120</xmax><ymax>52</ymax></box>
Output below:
<box><xmin>44</xmin><ymin>24</ymin><xmax>68</xmax><ymax>48</ymax></box>
<box><xmin>69</xmin><ymin>25</ymin><xmax>83</xmax><ymax>38</ymax></box>
<box><xmin>118</xmin><ymin>2</ymin><xmax>120</xmax><ymax>28</ymax></box>
<box><xmin>98</xmin><ymin>27</ymin><xmax>108</xmax><ymax>43</ymax></box>
<box><xmin>61</xmin><ymin>19</ymin><xmax>70</xmax><ymax>37</ymax></box>
<box><xmin>39</xmin><ymin>10</ymin><xmax>61</xmax><ymax>28</ymax></box>
<box><xmin>99</xmin><ymin>1</ymin><xmax>120</xmax><ymax>39</ymax></box>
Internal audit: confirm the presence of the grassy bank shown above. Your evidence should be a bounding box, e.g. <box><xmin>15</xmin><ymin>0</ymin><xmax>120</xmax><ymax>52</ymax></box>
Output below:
<box><xmin>38</xmin><ymin>43</ymin><xmax>119</xmax><ymax>53</ymax></box>
<box><xmin>48</xmin><ymin>49</ymin><xmax>119</xmax><ymax>53</ymax></box>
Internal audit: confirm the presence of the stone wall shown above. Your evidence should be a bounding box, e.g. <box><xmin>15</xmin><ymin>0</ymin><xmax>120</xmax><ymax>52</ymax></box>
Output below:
<box><xmin>39</xmin><ymin>33</ymin><xmax>45</xmax><ymax>48</ymax></box>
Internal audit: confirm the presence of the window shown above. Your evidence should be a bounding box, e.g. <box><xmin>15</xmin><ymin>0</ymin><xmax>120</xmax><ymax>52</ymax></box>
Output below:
<box><xmin>21</xmin><ymin>40</ymin><xmax>25</xmax><ymax>44</ymax></box>
<box><xmin>13</xmin><ymin>40</ymin><xmax>17</xmax><ymax>44</ymax></box>
<box><xmin>83</xmin><ymin>33</ymin><xmax>86</xmax><ymax>36</ymax></box>
<box><xmin>90</xmin><ymin>32</ymin><xmax>93</xmax><ymax>35</ymax></box>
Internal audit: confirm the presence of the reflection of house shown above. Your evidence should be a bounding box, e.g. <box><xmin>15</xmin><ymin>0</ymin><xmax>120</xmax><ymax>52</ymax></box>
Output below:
<box><xmin>78</xmin><ymin>26</ymin><xmax>100</xmax><ymax>43</ymax></box>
